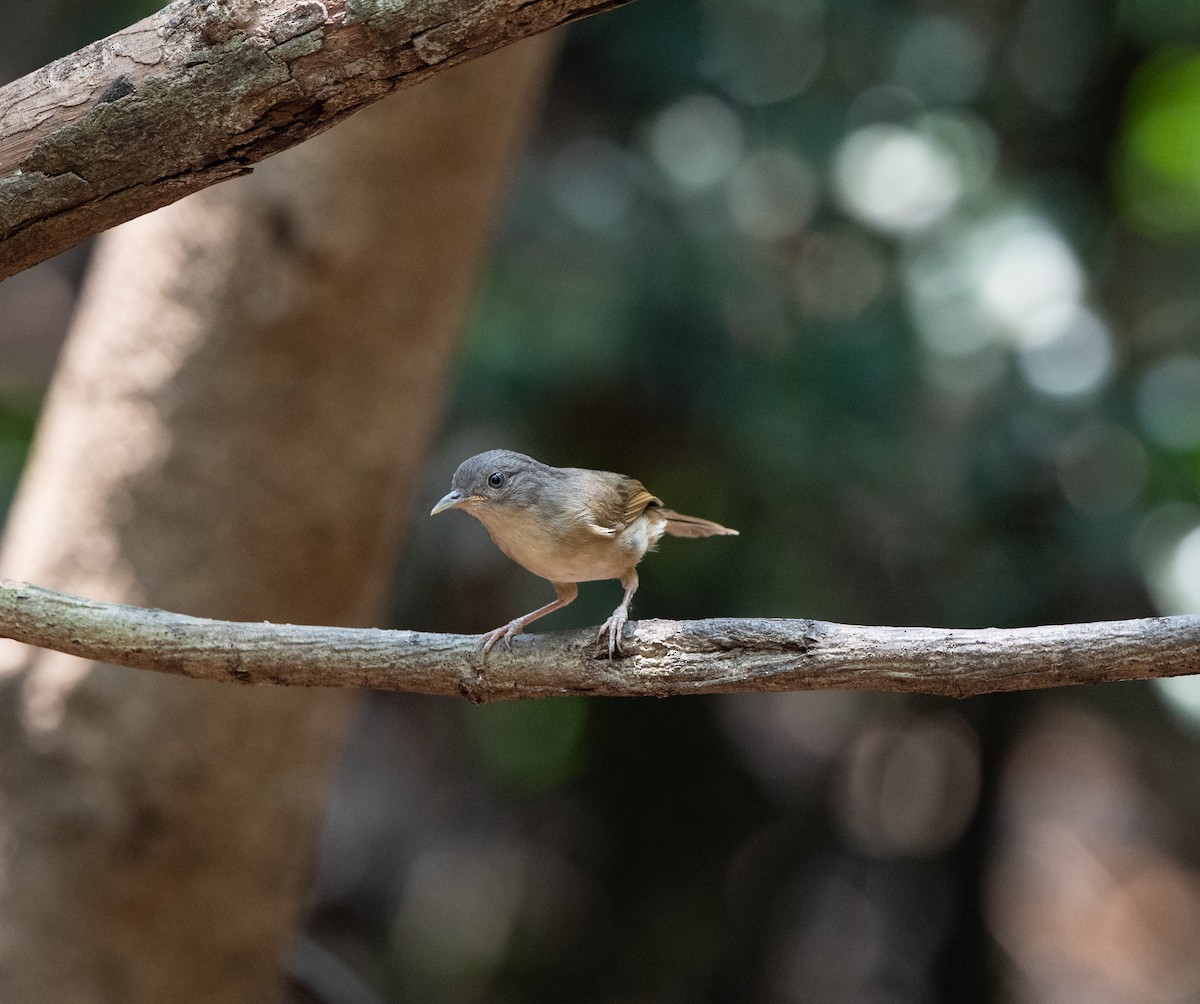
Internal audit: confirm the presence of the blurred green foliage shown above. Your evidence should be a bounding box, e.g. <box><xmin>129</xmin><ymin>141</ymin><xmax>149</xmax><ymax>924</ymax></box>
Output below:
<box><xmin>1120</xmin><ymin>49</ymin><xmax>1200</xmax><ymax>231</ymax></box>
<box><xmin>395</xmin><ymin>0</ymin><xmax>1200</xmax><ymax>997</ymax></box>
<box><xmin>9</xmin><ymin>0</ymin><xmax>1200</xmax><ymax>1000</ymax></box>
<box><xmin>0</xmin><ymin>399</ymin><xmax>34</xmax><ymax>521</ymax></box>
<box><xmin>464</xmin><ymin>698</ymin><xmax>590</xmax><ymax>791</ymax></box>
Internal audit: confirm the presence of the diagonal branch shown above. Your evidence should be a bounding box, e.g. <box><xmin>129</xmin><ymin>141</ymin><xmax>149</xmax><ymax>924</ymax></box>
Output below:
<box><xmin>0</xmin><ymin>578</ymin><xmax>1196</xmax><ymax>702</ymax></box>
<box><xmin>0</xmin><ymin>0</ymin><xmax>630</xmax><ymax>280</ymax></box>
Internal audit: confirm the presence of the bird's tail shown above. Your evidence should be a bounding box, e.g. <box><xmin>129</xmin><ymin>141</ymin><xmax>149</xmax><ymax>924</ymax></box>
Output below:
<box><xmin>657</xmin><ymin>509</ymin><xmax>739</xmax><ymax>538</ymax></box>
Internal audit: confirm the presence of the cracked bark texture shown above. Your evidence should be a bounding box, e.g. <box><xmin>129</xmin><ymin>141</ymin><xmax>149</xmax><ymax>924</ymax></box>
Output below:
<box><xmin>1</xmin><ymin>580</ymin><xmax>1197</xmax><ymax>700</ymax></box>
<box><xmin>0</xmin><ymin>36</ymin><xmax>554</xmax><ymax>1004</ymax></box>
<box><xmin>0</xmin><ymin>0</ymin><xmax>626</xmax><ymax>280</ymax></box>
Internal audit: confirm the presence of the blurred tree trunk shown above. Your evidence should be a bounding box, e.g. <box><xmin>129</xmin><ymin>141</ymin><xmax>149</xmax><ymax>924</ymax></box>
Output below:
<box><xmin>0</xmin><ymin>36</ymin><xmax>553</xmax><ymax>1004</ymax></box>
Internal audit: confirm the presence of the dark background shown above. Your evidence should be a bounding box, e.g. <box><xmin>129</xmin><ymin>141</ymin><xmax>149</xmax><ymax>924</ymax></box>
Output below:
<box><xmin>6</xmin><ymin>0</ymin><xmax>1200</xmax><ymax>1000</ymax></box>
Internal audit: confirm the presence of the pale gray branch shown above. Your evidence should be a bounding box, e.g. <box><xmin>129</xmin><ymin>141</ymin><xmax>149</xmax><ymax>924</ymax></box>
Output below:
<box><xmin>1</xmin><ymin>579</ymin><xmax>1196</xmax><ymax>702</ymax></box>
<box><xmin>0</xmin><ymin>0</ymin><xmax>628</xmax><ymax>279</ymax></box>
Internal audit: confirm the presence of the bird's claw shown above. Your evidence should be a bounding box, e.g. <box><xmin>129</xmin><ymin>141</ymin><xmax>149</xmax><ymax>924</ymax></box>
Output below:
<box><xmin>597</xmin><ymin>608</ymin><xmax>629</xmax><ymax>660</ymax></box>
<box><xmin>480</xmin><ymin>620</ymin><xmax>524</xmax><ymax>657</ymax></box>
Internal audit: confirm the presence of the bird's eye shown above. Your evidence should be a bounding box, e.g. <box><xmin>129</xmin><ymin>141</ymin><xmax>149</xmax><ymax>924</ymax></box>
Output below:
<box><xmin>487</xmin><ymin>471</ymin><xmax>506</xmax><ymax>489</ymax></box>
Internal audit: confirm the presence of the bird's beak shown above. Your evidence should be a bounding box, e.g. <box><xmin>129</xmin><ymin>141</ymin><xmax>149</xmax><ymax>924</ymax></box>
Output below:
<box><xmin>430</xmin><ymin>490</ymin><xmax>475</xmax><ymax>516</ymax></box>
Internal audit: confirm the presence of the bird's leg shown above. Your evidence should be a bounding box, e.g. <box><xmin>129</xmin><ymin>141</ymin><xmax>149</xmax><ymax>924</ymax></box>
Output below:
<box><xmin>481</xmin><ymin>581</ymin><xmax>578</xmax><ymax>656</ymax></box>
<box><xmin>598</xmin><ymin>570</ymin><xmax>638</xmax><ymax>659</ymax></box>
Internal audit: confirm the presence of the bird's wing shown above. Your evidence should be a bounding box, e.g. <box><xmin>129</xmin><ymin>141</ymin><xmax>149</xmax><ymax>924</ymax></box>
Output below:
<box><xmin>584</xmin><ymin>475</ymin><xmax>661</xmax><ymax>536</ymax></box>
<box><xmin>622</xmin><ymin>479</ymin><xmax>662</xmax><ymax>523</ymax></box>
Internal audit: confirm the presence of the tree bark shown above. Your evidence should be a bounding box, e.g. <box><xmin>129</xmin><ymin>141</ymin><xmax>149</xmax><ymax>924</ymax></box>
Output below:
<box><xmin>0</xmin><ymin>0</ymin><xmax>627</xmax><ymax>280</ymax></box>
<box><xmin>0</xmin><ymin>36</ymin><xmax>554</xmax><ymax>1004</ymax></box>
<box><xmin>0</xmin><ymin>579</ymin><xmax>1195</xmax><ymax>700</ymax></box>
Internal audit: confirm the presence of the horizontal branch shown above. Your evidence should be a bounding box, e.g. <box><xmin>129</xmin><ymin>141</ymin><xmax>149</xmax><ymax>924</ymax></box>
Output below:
<box><xmin>0</xmin><ymin>0</ymin><xmax>628</xmax><ymax>280</ymax></box>
<box><xmin>0</xmin><ymin>579</ymin><xmax>1196</xmax><ymax>702</ymax></box>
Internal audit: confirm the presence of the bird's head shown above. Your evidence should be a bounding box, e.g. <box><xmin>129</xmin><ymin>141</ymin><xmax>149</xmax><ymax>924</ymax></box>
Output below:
<box><xmin>430</xmin><ymin>449</ymin><xmax>541</xmax><ymax>518</ymax></box>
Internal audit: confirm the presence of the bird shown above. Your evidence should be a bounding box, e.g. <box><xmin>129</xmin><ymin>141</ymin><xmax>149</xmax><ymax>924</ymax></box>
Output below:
<box><xmin>430</xmin><ymin>449</ymin><xmax>738</xmax><ymax>657</ymax></box>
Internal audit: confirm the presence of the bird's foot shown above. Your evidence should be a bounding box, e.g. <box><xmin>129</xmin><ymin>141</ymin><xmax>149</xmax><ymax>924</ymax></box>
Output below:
<box><xmin>480</xmin><ymin>620</ymin><xmax>525</xmax><ymax>656</ymax></box>
<box><xmin>597</xmin><ymin>606</ymin><xmax>629</xmax><ymax>659</ymax></box>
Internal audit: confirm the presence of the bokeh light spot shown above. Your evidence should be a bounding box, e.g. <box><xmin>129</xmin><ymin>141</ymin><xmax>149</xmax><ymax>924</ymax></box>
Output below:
<box><xmin>1137</xmin><ymin>503</ymin><xmax>1200</xmax><ymax>615</ymax></box>
<box><xmin>836</xmin><ymin>714</ymin><xmax>981</xmax><ymax>859</ymax></box>
<box><xmin>893</xmin><ymin>16</ymin><xmax>988</xmax><ymax>104</ymax></box>
<box><xmin>549</xmin><ymin>137</ymin><xmax>638</xmax><ymax>232</ymax></box>
<box><xmin>1136</xmin><ymin>355</ymin><xmax>1200</xmax><ymax>450</ymax></box>
<box><xmin>1016</xmin><ymin>306</ymin><xmax>1114</xmax><ymax>398</ymax></box>
<box><xmin>1168</xmin><ymin>524</ymin><xmax>1200</xmax><ymax>613</ymax></box>
<box><xmin>728</xmin><ymin>149</ymin><xmax>819</xmax><ymax>242</ymax></box>
<box><xmin>721</xmin><ymin>691</ymin><xmax>862</xmax><ymax>799</ymax></box>
<box><xmin>705</xmin><ymin>1</ymin><xmax>826</xmax><ymax>105</ymax></box>
<box><xmin>1156</xmin><ymin>675</ymin><xmax>1200</xmax><ymax>730</ymax></box>
<box><xmin>974</xmin><ymin>217</ymin><xmax>1084</xmax><ymax>340</ymax></box>
<box><xmin>648</xmin><ymin>93</ymin><xmax>744</xmax><ymax>192</ymax></box>
<box><xmin>1056</xmin><ymin>422</ymin><xmax>1148</xmax><ymax>514</ymax></box>
<box><xmin>794</xmin><ymin>228</ymin><xmax>888</xmax><ymax>319</ymax></box>
<box><xmin>834</xmin><ymin>124</ymin><xmax>963</xmax><ymax>233</ymax></box>
<box><xmin>919</xmin><ymin>110</ymin><xmax>999</xmax><ymax>195</ymax></box>
<box><xmin>393</xmin><ymin>844</ymin><xmax>525</xmax><ymax>988</ymax></box>
<box><xmin>905</xmin><ymin>225</ymin><xmax>999</xmax><ymax>357</ymax></box>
